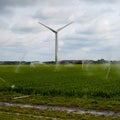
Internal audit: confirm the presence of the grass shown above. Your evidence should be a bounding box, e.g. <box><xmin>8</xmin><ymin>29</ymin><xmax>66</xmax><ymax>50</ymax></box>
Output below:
<box><xmin>0</xmin><ymin>64</ymin><xmax>120</xmax><ymax>111</ymax></box>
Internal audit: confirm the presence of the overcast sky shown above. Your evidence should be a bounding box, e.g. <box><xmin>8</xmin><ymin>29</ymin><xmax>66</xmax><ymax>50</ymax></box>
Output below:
<box><xmin>0</xmin><ymin>0</ymin><xmax>120</xmax><ymax>61</ymax></box>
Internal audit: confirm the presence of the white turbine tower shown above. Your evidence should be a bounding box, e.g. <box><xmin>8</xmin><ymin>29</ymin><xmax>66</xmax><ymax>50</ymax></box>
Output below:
<box><xmin>38</xmin><ymin>21</ymin><xmax>73</xmax><ymax>64</ymax></box>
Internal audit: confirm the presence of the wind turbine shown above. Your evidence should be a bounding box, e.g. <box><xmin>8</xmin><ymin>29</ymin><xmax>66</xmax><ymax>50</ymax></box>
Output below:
<box><xmin>38</xmin><ymin>21</ymin><xmax>73</xmax><ymax>64</ymax></box>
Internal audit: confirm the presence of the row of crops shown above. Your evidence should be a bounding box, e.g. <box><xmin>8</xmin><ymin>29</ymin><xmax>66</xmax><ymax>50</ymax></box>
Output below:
<box><xmin>0</xmin><ymin>64</ymin><xmax>120</xmax><ymax>98</ymax></box>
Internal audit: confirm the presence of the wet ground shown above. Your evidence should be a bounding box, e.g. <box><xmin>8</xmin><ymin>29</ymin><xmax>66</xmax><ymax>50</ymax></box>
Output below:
<box><xmin>0</xmin><ymin>102</ymin><xmax>120</xmax><ymax>117</ymax></box>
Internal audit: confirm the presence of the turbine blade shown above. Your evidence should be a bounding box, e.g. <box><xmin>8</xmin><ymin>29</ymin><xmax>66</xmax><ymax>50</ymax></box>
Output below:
<box><xmin>38</xmin><ymin>22</ymin><xmax>56</xmax><ymax>33</ymax></box>
<box><xmin>57</xmin><ymin>21</ymin><xmax>74</xmax><ymax>32</ymax></box>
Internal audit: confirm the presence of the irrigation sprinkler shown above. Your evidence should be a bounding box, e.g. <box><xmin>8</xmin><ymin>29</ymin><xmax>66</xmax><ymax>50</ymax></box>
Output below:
<box><xmin>38</xmin><ymin>21</ymin><xmax>73</xmax><ymax>64</ymax></box>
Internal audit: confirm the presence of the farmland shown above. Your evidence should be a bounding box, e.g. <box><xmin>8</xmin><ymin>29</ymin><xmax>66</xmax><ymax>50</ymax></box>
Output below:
<box><xmin>0</xmin><ymin>64</ymin><xmax>120</xmax><ymax>97</ymax></box>
<box><xmin>0</xmin><ymin>64</ymin><xmax>120</xmax><ymax>119</ymax></box>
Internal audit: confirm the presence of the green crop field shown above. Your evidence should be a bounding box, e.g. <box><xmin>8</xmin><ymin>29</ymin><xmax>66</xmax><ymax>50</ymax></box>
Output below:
<box><xmin>0</xmin><ymin>64</ymin><xmax>120</xmax><ymax>111</ymax></box>
<box><xmin>0</xmin><ymin>64</ymin><xmax>120</xmax><ymax>97</ymax></box>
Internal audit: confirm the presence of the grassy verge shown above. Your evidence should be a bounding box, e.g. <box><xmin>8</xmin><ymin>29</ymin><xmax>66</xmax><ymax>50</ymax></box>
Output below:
<box><xmin>0</xmin><ymin>92</ymin><xmax>120</xmax><ymax>111</ymax></box>
<box><xmin>0</xmin><ymin>106</ymin><xmax>120</xmax><ymax>120</ymax></box>
<box><xmin>0</xmin><ymin>112</ymin><xmax>43</xmax><ymax>120</ymax></box>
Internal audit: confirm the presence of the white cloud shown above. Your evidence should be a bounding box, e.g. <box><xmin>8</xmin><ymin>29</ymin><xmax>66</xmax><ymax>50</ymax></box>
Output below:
<box><xmin>0</xmin><ymin>0</ymin><xmax>120</xmax><ymax>61</ymax></box>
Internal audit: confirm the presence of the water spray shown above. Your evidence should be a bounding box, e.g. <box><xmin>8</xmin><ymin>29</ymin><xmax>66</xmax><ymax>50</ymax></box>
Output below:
<box><xmin>106</xmin><ymin>60</ymin><xmax>111</xmax><ymax>79</ymax></box>
<box><xmin>82</xmin><ymin>60</ymin><xmax>84</xmax><ymax>70</ymax></box>
<box><xmin>0</xmin><ymin>77</ymin><xmax>6</xmax><ymax>83</ymax></box>
<box><xmin>106</xmin><ymin>55</ymin><xmax>112</xmax><ymax>79</ymax></box>
<box><xmin>0</xmin><ymin>77</ymin><xmax>16</xmax><ymax>90</ymax></box>
<box><xmin>15</xmin><ymin>52</ymin><xmax>27</xmax><ymax>73</ymax></box>
<box><xmin>0</xmin><ymin>77</ymin><xmax>28</xmax><ymax>99</ymax></box>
